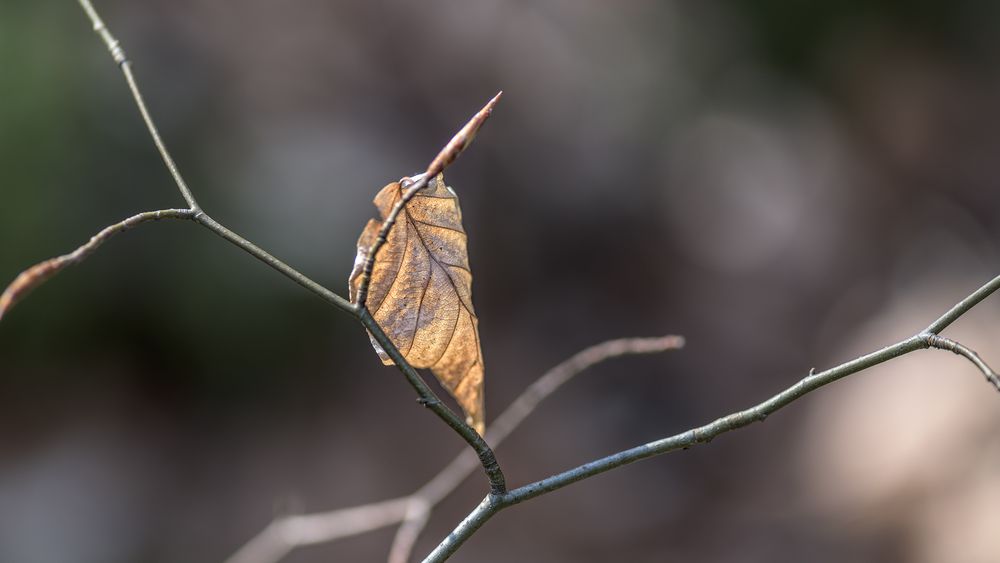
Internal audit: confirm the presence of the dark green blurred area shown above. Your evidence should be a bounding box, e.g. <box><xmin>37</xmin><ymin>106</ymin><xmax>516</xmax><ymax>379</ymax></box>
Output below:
<box><xmin>1</xmin><ymin>0</ymin><xmax>356</xmax><ymax>406</ymax></box>
<box><xmin>2</xmin><ymin>1</ymin><xmax>1000</xmax><ymax>562</ymax></box>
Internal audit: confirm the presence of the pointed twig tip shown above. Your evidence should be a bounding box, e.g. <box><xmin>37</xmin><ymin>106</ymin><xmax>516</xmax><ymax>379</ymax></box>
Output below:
<box><xmin>480</xmin><ymin>91</ymin><xmax>502</xmax><ymax>121</ymax></box>
<box><xmin>424</xmin><ymin>93</ymin><xmax>504</xmax><ymax>179</ymax></box>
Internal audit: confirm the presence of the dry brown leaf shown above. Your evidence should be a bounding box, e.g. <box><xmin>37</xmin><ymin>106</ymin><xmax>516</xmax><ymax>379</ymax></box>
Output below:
<box><xmin>349</xmin><ymin>173</ymin><xmax>485</xmax><ymax>434</ymax></box>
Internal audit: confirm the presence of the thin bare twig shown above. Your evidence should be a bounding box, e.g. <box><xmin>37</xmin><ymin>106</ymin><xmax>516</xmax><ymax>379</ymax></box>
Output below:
<box><xmin>387</xmin><ymin>500</ymin><xmax>432</xmax><ymax>563</ymax></box>
<box><xmin>77</xmin><ymin>0</ymin><xmax>199</xmax><ymax>210</ymax></box>
<box><xmin>192</xmin><ymin>212</ymin><xmax>353</xmax><ymax>313</ymax></box>
<box><xmin>72</xmin><ymin>0</ymin><xmax>502</xmax><ymax>487</ymax></box>
<box><xmin>226</xmin><ymin>498</ymin><xmax>411</xmax><ymax>563</ymax></box>
<box><xmin>64</xmin><ymin>5</ymin><xmax>1000</xmax><ymax>563</ymax></box>
<box><xmin>359</xmin><ymin>308</ymin><xmax>507</xmax><ymax>495</ymax></box>
<box><xmin>0</xmin><ymin>209</ymin><xmax>194</xmax><ymax>321</ymax></box>
<box><xmin>387</xmin><ymin>335</ymin><xmax>685</xmax><ymax>563</ymax></box>
<box><xmin>225</xmin><ymin>336</ymin><xmax>685</xmax><ymax>563</ymax></box>
<box><xmin>350</xmin><ymin>92</ymin><xmax>506</xmax><ymax>494</ymax></box>
<box><xmin>73</xmin><ymin>0</ymin><xmax>354</xmax><ymax>317</ymax></box>
<box><xmin>424</xmin><ymin>274</ymin><xmax>1000</xmax><ymax>562</ymax></box>
<box><xmin>922</xmin><ymin>333</ymin><xmax>1000</xmax><ymax>392</ymax></box>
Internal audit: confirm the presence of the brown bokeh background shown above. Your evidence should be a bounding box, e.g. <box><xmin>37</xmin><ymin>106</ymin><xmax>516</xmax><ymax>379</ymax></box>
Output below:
<box><xmin>2</xmin><ymin>1</ymin><xmax>1000</xmax><ymax>562</ymax></box>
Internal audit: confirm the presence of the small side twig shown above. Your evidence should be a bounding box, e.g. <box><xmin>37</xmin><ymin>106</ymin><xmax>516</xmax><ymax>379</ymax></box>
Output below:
<box><xmin>0</xmin><ymin>209</ymin><xmax>194</xmax><ymax>321</ymax></box>
<box><xmin>225</xmin><ymin>335</ymin><xmax>685</xmax><ymax>563</ymax></box>
<box><xmin>77</xmin><ymin>0</ymin><xmax>199</xmax><ymax>210</ymax></box>
<box><xmin>387</xmin><ymin>499</ymin><xmax>432</xmax><ymax>563</ymax></box>
<box><xmin>226</xmin><ymin>498</ymin><xmax>411</xmax><ymax>563</ymax></box>
<box><xmin>922</xmin><ymin>333</ymin><xmax>1000</xmax><ymax>392</ymax></box>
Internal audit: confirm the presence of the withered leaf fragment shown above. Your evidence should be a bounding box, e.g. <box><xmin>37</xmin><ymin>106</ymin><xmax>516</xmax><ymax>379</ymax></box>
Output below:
<box><xmin>349</xmin><ymin>173</ymin><xmax>486</xmax><ymax>434</ymax></box>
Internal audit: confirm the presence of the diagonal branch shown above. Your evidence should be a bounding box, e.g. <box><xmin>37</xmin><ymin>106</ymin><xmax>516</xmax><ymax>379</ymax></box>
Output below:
<box><xmin>386</xmin><ymin>335</ymin><xmax>685</xmax><ymax>563</ymax></box>
<box><xmin>359</xmin><ymin>308</ymin><xmax>507</xmax><ymax>494</ymax></box>
<box><xmin>72</xmin><ymin>0</ymin><xmax>502</xmax><ymax>484</ymax></box>
<box><xmin>77</xmin><ymin>0</ymin><xmax>199</xmax><ymax>210</ymax></box>
<box><xmin>191</xmin><ymin>212</ymin><xmax>353</xmax><ymax>313</ymax></box>
<box><xmin>224</xmin><ymin>336</ymin><xmax>684</xmax><ymax>563</ymax></box>
<box><xmin>923</xmin><ymin>274</ymin><xmax>1000</xmax><ymax>334</ymax></box>
<box><xmin>424</xmin><ymin>274</ymin><xmax>1000</xmax><ymax>562</ymax></box>
<box><xmin>74</xmin><ymin>0</ymin><xmax>353</xmax><ymax>314</ymax></box>
<box><xmin>0</xmin><ymin>209</ymin><xmax>195</xmax><ymax>321</ymax></box>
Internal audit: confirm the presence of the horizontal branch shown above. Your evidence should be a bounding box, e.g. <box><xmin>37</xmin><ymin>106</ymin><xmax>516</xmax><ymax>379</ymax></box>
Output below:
<box><xmin>424</xmin><ymin>274</ymin><xmax>1000</xmax><ymax>562</ymax></box>
<box><xmin>225</xmin><ymin>498</ymin><xmax>411</xmax><ymax>563</ymax></box>
<box><xmin>0</xmin><ymin>208</ymin><xmax>194</xmax><ymax>321</ymax></box>
<box><xmin>0</xmin><ymin>206</ymin><xmax>357</xmax><ymax>321</ymax></box>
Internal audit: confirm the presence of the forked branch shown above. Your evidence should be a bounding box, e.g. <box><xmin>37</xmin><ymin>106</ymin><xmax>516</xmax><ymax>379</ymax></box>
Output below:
<box><xmin>423</xmin><ymin>275</ymin><xmax>1000</xmax><ymax>562</ymax></box>
<box><xmin>6</xmin><ymin>4</ymin><xmax>996</xmax><ymax>563</ymax></box>
<box><xmin>6</xmin><ymin>0</ymin><xmax>505</xmax><ymax>492</ymax></box>
<box><xmin>225</xmin><ymin>336</ymin><xmax>685</xmax><ymax>563</ymax></box>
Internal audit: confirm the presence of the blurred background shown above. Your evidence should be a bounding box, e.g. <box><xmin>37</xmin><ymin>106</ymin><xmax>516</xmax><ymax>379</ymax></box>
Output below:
<box><xmin>3</xmin><ymin>1</ymin><xmax>1000</xmax><ymax>561</ymax></box>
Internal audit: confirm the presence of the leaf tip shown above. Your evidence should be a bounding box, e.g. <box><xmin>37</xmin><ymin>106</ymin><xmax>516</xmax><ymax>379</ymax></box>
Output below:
<box><xmin>485</xmin><ymin>91</ymin><xmax>502</xmax><ymax>115</ymax></box>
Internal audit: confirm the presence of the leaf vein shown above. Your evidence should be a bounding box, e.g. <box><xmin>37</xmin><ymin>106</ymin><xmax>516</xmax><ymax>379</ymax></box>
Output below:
<box><xmin>408</xmin><ymin>215</ymin><xmax>475</xmax><ymax>315</ymax></box>
<box><xmin>371</xmin><ymin>212</ymin><xmax>409</xmax><ymax>315</ymax></box>
<box><xmin>433</xmin><ymin>298</ymin><xmax>463</xmax><ymax>369</ymax></box>
<box><xmin>411</xmin><ymin>218</ymin><xmax>467</xmax><ymax>237</ymax></box>
<box><xmin>407</xmin><ymin>248</ymin><xmax>434</xmax><ymax>358</ymax></box>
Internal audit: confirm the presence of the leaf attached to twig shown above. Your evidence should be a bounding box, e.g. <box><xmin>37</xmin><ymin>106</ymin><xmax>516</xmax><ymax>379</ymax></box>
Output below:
<box><xmin>349</xmin><ymin>173</ymin><xmax>486</xmax><ymax>434</ymax></box>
